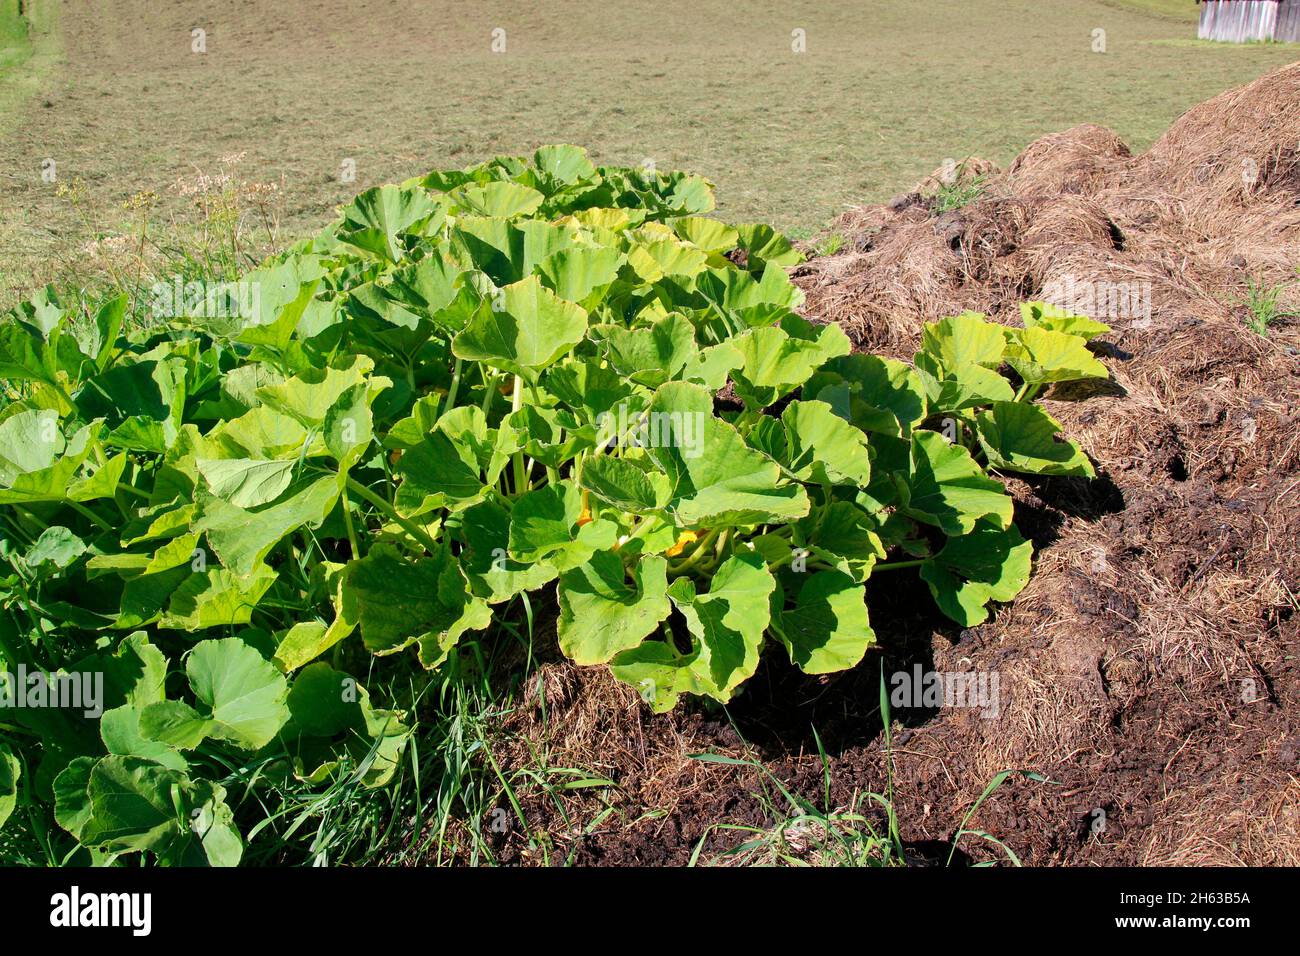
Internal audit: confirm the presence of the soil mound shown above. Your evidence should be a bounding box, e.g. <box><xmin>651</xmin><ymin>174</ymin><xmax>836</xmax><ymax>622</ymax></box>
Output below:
<box><xmin>489</xmin><ymin>64</ymin><xmax>1300</xmax><ymax>867</ymax></box>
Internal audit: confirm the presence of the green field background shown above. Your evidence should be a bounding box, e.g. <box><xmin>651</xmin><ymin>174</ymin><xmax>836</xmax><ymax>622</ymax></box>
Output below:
<box><xmin>0</xmin><ymin>0</ymin><xmax>1295</xmax><ymax>304</ymax></box>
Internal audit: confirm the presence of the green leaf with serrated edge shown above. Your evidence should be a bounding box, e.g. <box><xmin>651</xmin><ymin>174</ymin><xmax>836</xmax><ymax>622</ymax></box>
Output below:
<box><xmin>914</xmin><ymin>354</ymin><xmax>1017</xmax><ymax>412</ymax></box>
<box><xmin>730</xmin><ymin>317</ymin><xmax>851</xmax><ymax>410</ymax></box>
<box><xmin>610</xmin><ymin>640</ymin><xmax>702</xmax><ymax>713</ymax></box>
<box><xmin>1003</xmin><ymin>326</ymin><xmax>1109</xmax><ymax>385</ymax></box>
<box><xmin>450</xmin><ymin>216</ymin><xmax>577</xmax><ymax>289</ymax></box>
<box><xmin>799</xmin><ymin>501</ymin><xmax>885</xmax><ymax>583</ymax></box>
<box><xmin>100</xmin><ymin>705</ymin><xmax>189</xmax><ymax>771</ymax></box>
<box><xmin>920</xmin><ymin>312</ymin><xmax>1006</xmax><ymax>369</ymax></box>
<box><xmin>450</xmin><ymin>180</ymin><xmax>544</xmax><ymax>218</ymax></box>
<box><xmin>0</xmin><ymin>408</ymin><xmax>61</xmax><ymax>477</ymax></box>
<box><xmin>974</xmin><ymin>401</ymin><xmax>1095</xmax><ymax>477</ymax></box>
<box><xmin>558</xmin><ymin>552</ymin><xmax>671</xmax><ymax>665</ymax></box>
<box><xmin>53</xmin><ymin>757</ymin><xmax>96</xmax><ymax>839</ymax></box>
<box><xmin>774</xmin><ymin>570</ymin><xmax>875</xmax><ymax>674</ymax></box>
<box><xmin>508</xmin><ymin>482</ymin><xmax>618</xmax><ymax>569</ymax></box>
<box><xmin>580</xmin><ymin>454</ymin><xmax>669</xmax><ymax>513</ymax></box>
<box><xmin>195</xmin><ymin>458</ymin><xmax>296</xmax><ymax>508</ymax></box>
<box><xmin>696</xmin><ymin>262</ymin><xmax>805</xmax><ymax>327</ymax></box>
<box><xmin>183</xmin><ymin>637</ymin><xmax>290</xmax><ymax>750</ymax></box>
<box><xmin>736</xmin><ymin>223</ymin><xmax>803</xmax><ymax>272</ymax></box>
<box><xmin>681</xmin><ymin>340</ymin><xmax>743</xmax><ymax>390</ymax></box>
<box><xmin>536</xmin><ymin>244</ymin><xmax>625</xmax><ymax>306</ymax></box>
<box><xmin>212</xmin><ymin>405</ymin><xmax>310</xmax><ymax>459</ymax></box>
<box><xmin>1020</xmin><ymin>301</ymin><xmax>1110</xmax><ymax>341</ymax></box>
<box><xmin>809</xmin><ymin>354</ymin><xmax>926</xmax><ymax>438</ymax></box>
<box><xmin>323</xmin><ymin>382</ymin><xmax>375</xmax><ymax>470</ymax></box>
<box><xmin>460</xmin><ymin>499</ymin><xmax>559</xmax><ymax>602</ymax></box>
<box><xmin>644</xmin><ymin>382</ymin><xmax>809</xmax><ymax>528</ymax></box>
<box><xmin>667</xmin><ymin>551</ymin><xmax>774</xmax><ymax>697</ymax></box>
<box><xmin>779</xmin><ymin>400</ymin><xmax>872</xmax><ymax>486</ymax></box>
<box><xmin>593</xmin><ymin>312</ymin><xmax>697</xmax><ymax>386</ymax></box>
<box><xmin>236</xmin><ymin>274</ymin><xmax>319</xmax><ymax>352</ymax></box>
<box><xmin>285</xmin><ymin>663</ymin><xmax>364</xmax><ymax>738</ymax></box>
<box><xmin>673</xmin><ymin>217</ymin><xmax>739</xmax><ymax>254</ymax></box>
<box><xmin>393</xmin><ymin>429</ymin><xmax>486</xmax><ymax>516</ymax></box>
<box><xmin>255</xmin><ymin>355</ymin><xmax>382</xmax><ymax>428</ymax></box>
<box><xmin>452</xmin><ymin>275</ymin><xmax>588</xmax><ymax>377</ymax></box>
<box><xmin>195</xmin><ymin>476</ymin><xmax>338</xmax><ymax>576</ymax></box>
<box><xmin>417</xmin><ymin>598</ymin><xmax>493</xmax><ymax>670</ymax></box>
<box><xmin>139</xmin><ymin>700</ymin><xmax>213</xmax><ymax>750</ymax></box>
<box><xmin>24</xmin><ymin>526</ymin><xmax>87</xmax><ymax>574</ymax></box>
<box><xmin>899</xmin><ymin>431</ymin><xmax>1014</xmax><ymax>536</ymax></box>
<box><xmin>158</xmin><ymin>566</ymin><xmax>279</xmax><ymax>631</ymax></box>
<box><xmin>533</xmin><ymin>144</ymin><xmax>597</xmax><ymax>185</ymax></box>
<box><xmin>338</xmin><ymin>183</ymin><xmax>444</xmax><ymax>262</ymax></box>
<box><xmin>77</xmin><ymin>757</ymin><xmax>187</xmax><ymax>853</ymax></box>
<box><xmin>920</xmin><ymin>523</ymin><xmax>1033</xmax><ymax>626</ymax></box>
<box><xmin>345</xmin><ymin>543</ymin><xmax>487</xmax><ymax>656</ymax></box>
<box><xmin>0</xmin><ymin>423</ymin><xmax>112</xmax><ymax>505</ymax></box>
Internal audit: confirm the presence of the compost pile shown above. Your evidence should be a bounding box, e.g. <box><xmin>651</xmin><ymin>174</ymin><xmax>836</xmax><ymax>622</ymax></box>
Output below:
<box><xmin>498</xmin><ymin>63</ymin><xmax>1300</xmax><ymax>866</ymax></box>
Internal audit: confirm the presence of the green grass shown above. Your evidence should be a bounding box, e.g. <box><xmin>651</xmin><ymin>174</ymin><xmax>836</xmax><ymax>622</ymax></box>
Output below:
<box><xmin>1242</xmin><ymin>274</ymin><xmax>1299</xmax><ymax>337</ymax></box>
<box><xmin>2</xmin><ymin>0</ymin><xmax>1297</xmax><ymax>307</ymax></box>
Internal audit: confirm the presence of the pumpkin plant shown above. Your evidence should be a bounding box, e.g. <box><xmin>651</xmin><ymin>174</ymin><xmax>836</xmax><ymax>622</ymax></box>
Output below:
<box><xmin>0</xmin><ymin>146</ymin><xmax>1109</xmax><ymax>863</ymax></box>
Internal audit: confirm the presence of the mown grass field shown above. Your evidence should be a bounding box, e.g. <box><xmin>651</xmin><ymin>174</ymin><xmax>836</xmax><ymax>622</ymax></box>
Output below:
<box><xmin>0</xmin><ymin>0</ymin><xmax>1295</xmax><ymax>306</ymax></box>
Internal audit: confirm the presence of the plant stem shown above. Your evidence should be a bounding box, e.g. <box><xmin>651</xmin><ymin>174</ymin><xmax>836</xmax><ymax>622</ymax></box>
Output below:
<box><xmin>65</xmin><ymin>501</ymin><xmax>112</xmax><ymax>532</ymax></box>
<box><xmin>115</xmin><ymin>482</ymin><xmax>151</xmax><ymax>501</ymax></box>
<box><xmin>510</xmin><ymin>374</ymin><xmax>528</xmax><ymax>495</ymax></box>
<box><xmin>445</xmin><ymin>357</ymin><xmax>463</xmax><ymax>411</ymax></box>
<box><xmin>873</xmin><ymin>558</ymin><xmax>925</xmax><ymax>572</ymax></box>
<box><xmin>344</xmin><ymin>477</ymin><xmax>439</xmax><ymax>553</ymax></box>
<box><xmin>341</xmin><ymin>489</ymin><xmax>362</xmax><ymax>560</ymax></box>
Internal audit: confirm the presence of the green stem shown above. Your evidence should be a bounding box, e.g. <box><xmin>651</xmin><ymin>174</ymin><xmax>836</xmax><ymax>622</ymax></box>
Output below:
<box><xmin>341</xmin><ymin>489</ymin><xmax>362</xmax><ymax>560</ymax></box>
<box><xmin>344</xmin><ymin>477</ymin><xmax>439</xmax><ymax>553</ymax></box>
<box><xmin>66</xmin><ymin>501</ymin><xmax>112</xmax><ymax>532</ymax></box>
<box><xmin>668</xmin><ymin>528</ymin><xmax>722</xmax><ymax>575</ymax></box>
<box><xmin>116</xmin><ymin>483</ymin><xmax>151</xmax><ymax>502</ymax></box>
<box><xmin>873</xmin><ymin>559</ymin><xmax>925</xmax><ymax>572</ymax></box>
<box><xmin>1015</xmin><ymin>381</ymin><xmax>1041</xmax><ymax>403</ymax></box>
<box><xmin>510</xmin><ymin>374</ymin><xmax>528</xmax><ymax>495</ymax></box>
<box><xmin>445</xmin><ymin>357</ymin><xmax>463</xmax><ymax>411</ymax></box>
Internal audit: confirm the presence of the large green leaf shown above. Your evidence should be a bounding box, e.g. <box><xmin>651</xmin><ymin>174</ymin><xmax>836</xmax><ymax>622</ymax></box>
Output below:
<box><xmin>345</xmin><ymin>544</ymin><xmax>489</xmax><ymax>658</ymax></box>
<box><xmin>1004</xmin><ymin>326</ymin><xmax>1109</xmax><ymax>385</ymax></box>
<box><xmin>899</xmin><ymin>431</ymin><xmax>1015</xmax><ymax>536</ymax></box>
<box><xmin>920</xmin><ymin>523</ymin><xmax>1033</xmax><ymax>626</ymax></box>
<box><xmin>0</xmin><ymin>745</ymin><xmax>18</xmax><ymax>831</ymax></box>
<box><xmin>975</xmin><ymin>401</ymin><xmax>1095</xmax><ymax>477</ymax></box>
<box><xmin>1020</xmin><ymin>302</ymin><xmax>1111</xmax><ymax>341</ymax></box>
<box><xmin>644</xmin><ymin>382</ymin><xmax>809</xmax><ymax>527</ymax></box>
<box><xmin>920</xmin><ymin>312</ymin><xmax>1006</xmax><ymax>369</ymax></box>
<box><xmin>810</xmin><ymin>354</ymin><xmax>926</xmax><ymax>437</ymax></box>
<box><xmin>779</xmin><ymin>400</ymin><xmax>872</xmax><ymax>486</ymax></box>
<box><xmin>148</xmin><ymin>638</ymin><xmax>290</xmax><ymax>750</ymax></box>
<box><xmin>557</xmin><ymin>551</ymin><xmax>671</xmax><ymax>665</ymax></box>
<box><xmin>196</xmin><ymin>477</ymin><xmax>339</xmax><ymax>576</ymax></box>
<box><xmin>730</xmin><ymin>317</ymin><xmax>851</xmax><ymax>410</ymax></box>
<box><xmin>774</xmin><ymin>570</ymin><xmax>874</xmax><ymax>674</ymax></box>
<box><xmin>338</xmin><ymin>184</ymin><xmax>445</xmax><ymax>262</ymax></box>
<box><xmin>452</xmin><ymin>275</ymin><xmax>588</xmax><ymax>376</ymax></box>
<box><xmin>666</xmin><ymin>552</ymin><xmax>774</xmax><ymax>697</ymax></box>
